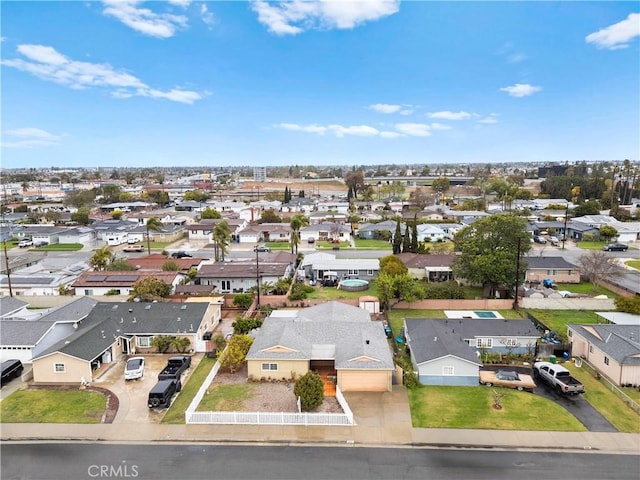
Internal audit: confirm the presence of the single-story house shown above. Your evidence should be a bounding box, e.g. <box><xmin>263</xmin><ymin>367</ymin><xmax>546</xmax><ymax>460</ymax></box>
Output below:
<box><xmin>195</xmin><ymin>262</ymin><xmax>292</xmax><ymax>294</ymax></box>
<box><xmin>0</xmin><ymin>297</ymin><xmax>98</xmax><ymax>363</ymax></box>
<box><xmin>316</xmin><ymin>201</ymin><xmax>350</xmax><ymax>214</ymax></box>
<box><xmin>357</xmin><ymin>220</ymin><xmax>403</xmax><ymax>240</ymax></box>
<box><xmin>300</xmin><ymin>223</ymin><xmax>352</xmax><ymax>243</ymax></box>
<box><xmin>416</xmin><ymin>224</ymin><xmax>447</xmax><ymax>243</ymax></box>
<box><xmin>299</xmin><ymin>252</ymin><xmax>379</xmax><ymax>282</ymax></box>
<box><xmin>0</xmin><ymin>273</ymin><xmax>78</xmax><ymax>296</ymax></box>
<box><xmin>125</xmin><ymin>253</ymin><xmax>208</xmax><ymax>273</ymax></box>
<box><xmin>72</xmin><ymin>271</ymin><xmax>182</xmax><ymax>296</ymax></box>
<box><xmin>15</xmin><ymin>225</ymin><xmax>69</xmax><ymax>246</ymax></box>
<box><xmin>57</xmin><ymin>226</ymin><xmax>98</xmax><ymax>246</ymax></box>
<box><xmin>396</xmin><ymin>253</ymin><xmax>455</xmax><ymax>282</ymax></box>
<box><xmin>404</xmin><ymin>317</ymin><xmax>539</xmax><ymax>386</ymax></box>
<box><xmin>237</xmin><ymin>223</ymin><xmax>292</xmax><ymax>244</ymax></box>
<box><xmin>31</xmin><ymin>301</ymin><xmax>214</xmax><ymax>385</ymax></box>
<box><xmin>568</xmin><ymin>323</ymin><xmax>640</xmax><ymax>387</ymax></box>
<box><xmin>188</xmin><ymin>219</ymin><xmax>248</xmax><ymax>244</ymax></box>
<box><xmin>307</xmin><ymin>212</ymin><xmax>349</xmax><ymax>225</ymax></box>
<box><xmin>524</xmin><ymin>256</ymin><xmax>580</xmax><ymax>284</ymax></box>
<box><xmin>246</xmin><ymin>301</ymin><xmax>394</xmax><ymax>392</ymax></box>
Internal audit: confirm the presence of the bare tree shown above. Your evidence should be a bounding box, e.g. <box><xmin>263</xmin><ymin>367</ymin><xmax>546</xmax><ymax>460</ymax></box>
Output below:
<box><xmin>577</xmin><ymin>251</ymin><xmax>622</xmax><ymax>293</ymax></box>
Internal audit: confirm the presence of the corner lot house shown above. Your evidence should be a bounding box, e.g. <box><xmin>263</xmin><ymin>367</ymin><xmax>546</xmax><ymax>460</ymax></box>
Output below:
<box><xmin>524</xmin><ymin>256</ymin><xmax>580</xmax><ymax>284</ymax></box>
<box><xmin>31</xmin><ymin>301</ymin><xmax>214</xmax><ymax>385</ymax></box>
<box><xmin>246</xmin><ymin>302</ymin><xmax>394</xmax><ymax>392</ymax></box>
<box><xmin>568</xmin><ymin>323</ymin><xmax>640</xmax><ymax>387</ymax></box>
<box><xmin>404</xmin><ymin>317</ymin><xmax>539</xmax><ymax>386</ymax></box>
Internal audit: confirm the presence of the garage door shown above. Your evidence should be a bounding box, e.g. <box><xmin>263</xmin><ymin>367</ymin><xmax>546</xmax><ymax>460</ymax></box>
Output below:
<box><xmin>338</xmin><ymin>370</ymin><xmax>391</xmax><ymax>392</ymax></box>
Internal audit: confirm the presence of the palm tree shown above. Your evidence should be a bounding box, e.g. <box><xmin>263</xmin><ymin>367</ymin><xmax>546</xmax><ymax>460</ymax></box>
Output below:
<box><xmin>145</xmin><ymin>217</ymin><xmax>163</xmax><ymax>255</ymax></box>
<box><xmin>89</xmin><ymin>245</ymin><xmax>114</xmax><ymax>271</ymax></box>
<box><xmin>289</xmin><ymin>214</ymin><xmax>309</xmax><ymax>254</ymax></box>
<box><xmin>212</xmin><ymin>221</ymin><xmax>231</xmax><ymax>261</ymax></box>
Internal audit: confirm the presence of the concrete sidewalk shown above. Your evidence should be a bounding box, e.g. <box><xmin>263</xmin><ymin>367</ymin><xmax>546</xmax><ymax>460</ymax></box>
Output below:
<box><xmin>1</xmin><ymin>387</ymin><xmax>638</xmax><ymax>454</ymax></box>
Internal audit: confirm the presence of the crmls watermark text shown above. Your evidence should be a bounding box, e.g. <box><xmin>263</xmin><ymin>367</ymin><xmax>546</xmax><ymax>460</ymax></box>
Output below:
<box><xmin>87</xmin><ymin>462</ymin><xmax>139</xmax><ymax>478</ymax></box>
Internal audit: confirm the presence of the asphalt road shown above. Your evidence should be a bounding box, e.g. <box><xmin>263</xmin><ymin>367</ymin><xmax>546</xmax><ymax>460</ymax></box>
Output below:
<box><xmin>2</xmin><ymin>444</ymin><xmax>639</xmax><ymax>480</ymax></box>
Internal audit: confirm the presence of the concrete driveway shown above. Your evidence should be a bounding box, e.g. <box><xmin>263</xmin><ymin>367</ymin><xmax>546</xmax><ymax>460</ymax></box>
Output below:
<box><xmin>94</xmin><ymin>354</ymin><xmax>202</xmax><ymax>424</ymax></box>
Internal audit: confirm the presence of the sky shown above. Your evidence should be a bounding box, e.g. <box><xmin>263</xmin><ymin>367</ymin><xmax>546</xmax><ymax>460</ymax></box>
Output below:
<box><xmin>1</xmin><ymin>1</ymin><xmax>639</xmax><ymax>169</ymax></box>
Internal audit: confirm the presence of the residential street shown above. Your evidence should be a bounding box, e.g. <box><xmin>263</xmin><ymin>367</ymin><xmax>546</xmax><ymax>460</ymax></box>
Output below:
<box><xmin>2</xmin><ymin>444</ymin><xmax>639</xmax><ymax>480</ymax></box>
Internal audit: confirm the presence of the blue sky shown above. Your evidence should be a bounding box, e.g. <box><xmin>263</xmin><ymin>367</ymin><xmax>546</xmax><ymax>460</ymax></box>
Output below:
<box><xmin>1</xmin><ymin>1</ymin><xmax>639</xmax><ymax>169</ymax></box>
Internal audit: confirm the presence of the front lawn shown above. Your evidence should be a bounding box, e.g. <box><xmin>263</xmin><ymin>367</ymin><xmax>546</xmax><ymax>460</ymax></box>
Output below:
<box><xmin>316</xmin><ymin>241</ymin><xmax>351</xmax><ymax>249</ymax></box>
<box><xmin>197</xmin><ymin>383</ymin><xmax>254</xmax><ymax>411</ymax></box>
<box><xmin>624</xmin><ymin>260</ymin><xmax>640</xmax><ymax>270</ymax></box>
<box><xmin>564</xmin><ymin>363</ymin><xmax>640</xmax><ymax>433</ymax></box>
<box><xmin>525</xmin><ymin>310</ymin><xmax>606</xmax><ymax>342</ymax></box>
<box><xmin>162</xmin><ymin>356</ymin><xmax>217</xmax><ymax>424</ymax></box>
<box><xmin>408</xmin><ymin>385</ymin><xmax>586</xmax><ymax>431</ymax></box>
<box><xmin>1</xmin><ymin>389</ymin><xmax>106</xmax><ymax>423</ymax></box>
<box><xmin>35</xmin><ymin>243</ymin><xmax>83</xmax><ymax>251</ymax></box>
<box><xmin>353</xmin><ymin>239</ymin><xmax>392</xmax><ymax>250</ymax></box>
<box><xmin>576</xmin><ymin>241</ymin><xmax>608</xmax><ymax>250</ymax></box>
<box><xmin>265</xmin><ymin>242</ymin><xmax>292</xmax><ymax>251</ymax></box>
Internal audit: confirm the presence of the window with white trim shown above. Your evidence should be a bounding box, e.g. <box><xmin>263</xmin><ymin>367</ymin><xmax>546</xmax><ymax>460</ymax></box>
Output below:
<box><xmin>442</xmin><ymin>366</ymin><xmax>454</xmax><ymax>376</ymax></box>
<box><xmin>504</xmin><ymin>338</ymin><xmax>518</xmax><ymax>347</ymax></box>
<box><xmin>222</xmin><ymin>280</ymin><xmax>231</xmax><ymax>291</ymax></box>
<box><xmin>476</xmin><ymin>338</ymin><xmax>493</xmax><ymax>348</ymax></box>
<box><xmin>348</xmin><ymin>269</ymin><xmax>359</xmax><ymax>276</ymax></box>
<box><xmin>604</xmin><ymin>356</ymin><xmax>609</xmax><ymax>366</ymax></box>
<box><xmin>367</xmin><ymin>269</ymin><xmax>374</xmax><ymax>276</ymax></box>
<box><xmin>54</xmin><ymin>363</ymin><xmax>65</xmax><ymax>373</ymax></box>
<box><xmin>261</xmin><ymin>363</ymin><xmax>278</xmax><ymax>371</ymax></box>
<box><xmin>137</xmin><ymin>336</ymin><xmax>151</xmax><ymax>348</ymax></box>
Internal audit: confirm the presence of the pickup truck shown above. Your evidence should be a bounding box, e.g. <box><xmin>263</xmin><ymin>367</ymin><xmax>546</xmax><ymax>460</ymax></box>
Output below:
<box><xmin>533</xmin><ymin>361</ymin><xmax>585</xmax><ymax>395</ymax></box>
<box><xmin>157</xmin><ymin>355</ymin><xmax>191</xmax><ymax>381</ymax></box>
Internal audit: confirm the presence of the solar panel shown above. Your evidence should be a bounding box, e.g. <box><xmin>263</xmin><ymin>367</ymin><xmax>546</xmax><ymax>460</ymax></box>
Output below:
<box><xmin>107</xmin><ymin>275</ymin><xmax>138</xmax><ymax>282</ymax></box>
<box><xmin>87</xmin><ymin>275</ymin><xmax>107</xmax><ymax>282</ymax></box>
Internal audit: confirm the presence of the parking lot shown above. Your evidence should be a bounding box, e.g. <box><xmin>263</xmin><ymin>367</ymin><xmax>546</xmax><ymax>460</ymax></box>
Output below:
<box><xmin>94</xmin><ymin>353</ymin><xmax>203</xmax><ymax>424</ymax></box>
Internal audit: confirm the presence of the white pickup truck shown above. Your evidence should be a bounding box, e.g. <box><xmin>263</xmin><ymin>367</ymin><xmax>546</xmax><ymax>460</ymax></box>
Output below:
<box><xmin>533</xmin><ymin>361</ymin><xmax>585</xmax><ymax>395</ymax></box>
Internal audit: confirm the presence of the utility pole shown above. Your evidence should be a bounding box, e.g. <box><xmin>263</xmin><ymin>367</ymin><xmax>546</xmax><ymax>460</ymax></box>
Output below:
<box><xmin>1</xmin><ymin>209</ymin><xmax>13</xmax><ymax>297</ymax></box>
<box><xmin>255</xmin><ymin>246</ymin><xmax>260</xmax><ymax>308</ymax></box>
<box><xmin>513</xmin><ymin>237</ymin><xmax>521</xmax><ymax>310</ymax></box>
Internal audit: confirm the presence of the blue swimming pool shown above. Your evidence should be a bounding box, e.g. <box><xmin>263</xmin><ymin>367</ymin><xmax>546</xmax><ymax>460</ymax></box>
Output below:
<box><xmin>475</xmin><ymin>311</ymin><xmax>498</xmax><ymax>318</ymax></box>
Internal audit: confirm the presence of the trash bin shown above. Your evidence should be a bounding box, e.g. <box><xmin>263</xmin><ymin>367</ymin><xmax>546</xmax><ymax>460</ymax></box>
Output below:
<box><xmin>549</xmin><ymin>354</ymin><xmax>556</xmax><ymax>364</ymax></box>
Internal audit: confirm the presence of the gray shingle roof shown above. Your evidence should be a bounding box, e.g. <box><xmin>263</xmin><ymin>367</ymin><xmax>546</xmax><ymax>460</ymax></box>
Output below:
<box><xmin>0</xmin><ymin>319</ymin><xmax>56</xmax><ymax>346</ymax></box>
<box><xmin>524</xmin><ymin>256</ymin><xmax>577</xmax><ymax>269</ymax></box>
<box><xmin>405</xmin><ymin>318</ymin><xmax>539</xmax><ymax>365</ymax></box>
<box><xmin>38</xmin><ymin>297</ymin><xmax>98</xmax><ymax>323</ymax></box>
<box><xmin>247</xmin><ymin>301</ymin><xmax>394</xmax><ymax>370</ymax></box>
<box><xmin>569</xmin><ymin>324</ymin><xmax>640</xmax><ymax>365</ymax></box>
<box><xmin>0</xmin><ymin>297</ymin><xmax>29</xmax><ymax>317</ymax></box>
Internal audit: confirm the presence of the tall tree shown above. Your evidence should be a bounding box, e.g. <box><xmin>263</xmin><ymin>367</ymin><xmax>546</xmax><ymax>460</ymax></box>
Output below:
<box><xmin>452</xmin><ymin>215</ymin><xmax>531</xmax><ymax>298</ymax></box>
<box><xmin>344</xmin><ymin>170</ymin><xmax>365</xmax><ymax>200</ymax></box>
<box><xmin>402</xmin><ymin>221</ymin><xmax>411</xmax><ymax>253</ymax></box>
<box><xmin>289</xmin><ymin>214</ymin><xmax>309</xmax><ymax>255</ymax></box>
<box><xmin>89</xmin><ymin>246</ymin><xmax>114</xmax><ymax>271</ymax></box>
<box><xmin>212</xmin><ymin>221</ymin><xmax>232</xmax><ymax>261</ymax></box>
<box><xmin>145</xmin><ymin>217</ymin><xmax>164</xmax><ymax>255</ymax></box>
<box><xmin>128</xmin><ymin>277</ymin><xmax>172</xmax><ymax>302</ymax></box>
<box><xmin>578</xmin><ymin>251</ymin><xmax>622</xmax><ymax>293</ymax></box>
<box><xmin>411</xmin><ymin>221</ymin><xmax>419</xmax><ymax>253</ymax></box>
<box><xmin>392</xmin><ymin>219</ymin><xmax>402</xmax><ymax>254</ymax></box>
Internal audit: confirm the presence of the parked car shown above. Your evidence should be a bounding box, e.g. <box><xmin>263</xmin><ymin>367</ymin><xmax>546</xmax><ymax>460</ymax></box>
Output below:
<box><xmin>158</xmin><ymin>355</ymin><xmax>191</xmax><ymax>381</ymax></box>
<box><xmin>602</xmin><ymin>243</ymin><xmax>628</xmax><ymax>252</ymax></box>
<box><xmin>548</xmin><ymin>236</ymin><xmax>560</xmax><ymax>246</ymax></box>
<box><xmin>307</xmin><ymin>238</ymin><xmax>315</xmax><ymax>244</ymax></box>
<box><xmin>1</xmin><ymin>359</ymin><xmax>23</xmax><ymax>385</ymax></box>
<box><xmin>253</xmin><ymin>245</ymin><xmax>270</xmax><ymax>253</ymax></box>
<box><xmin>123</xmin><ymin>245</ymin><xmax>145</xmax><ymax>252</ymax></box>
<box><xmin>170</xmin><ymin>251</ymin><xmax>192</xmax><ymax>258</ymax></box>
<box><xmin>533</xmin><ymin>361</ymin><xmax>585</xmax><ymax>395</ymax></box>
<box><xmin>533</xmin><ymin>235</ymin><xmax>547</xmax><ymax>244</ymax></box>
<box><xmin>124</xmin><ymin>356</ymin><xmax>145</xmax><ymax>381</ymax></box>
<box><xmin>18</xmin><ymin>240</ymin><xmax>33</xmax><ymax>248</ymax></box>
<box><xmin>147</xmin><ymin>379</ymin><xmax>181</xmax><ymax>409</ymax></box>
<box><xmin>479</xmin><ymin>370</ymin><xmax>536</xmax><ymax>392</ymax></box>
<box><xmin>34</xmin><ymin>241</ymin><xmax>49</xmax><ymax>247</ymax></box>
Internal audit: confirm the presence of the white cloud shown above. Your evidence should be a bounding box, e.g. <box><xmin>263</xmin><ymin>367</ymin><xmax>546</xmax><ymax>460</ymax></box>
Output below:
<box><xmin>380</xmin><ymin>131</ymin><xmax>403</xmax><ymax>138</ymax></box>
<box><xmin>369</xmin><ymin>103</ymin><xmax>401</xmax><ymax>114</ymax></box>
<box><xmin>251</xmin><ymin>0</ymin><xmax>400</xmax><ymax>36</ymax></box>
<box><xmin>428</xmin><ymin>110</ymin><xmax>472</xmax><ymax>120</ymax></box>
<box><xmin>102</xmin><ymin>0</ymin><xmax>189</xmax><ymax>39</ymax></box>
<box><xmin>499</xmin><ymin>83</ymin><xmax>542</xmax><ymax>97</ymax></box>
<box><xmin>478</xmin><ymin>114</ymin><xmax>499</xmax><ymax>124</ymax></box>
<box><xmin>1</xmin><ymin>44</ymin><xmax>206</xmax><ymax>104</ymax></box>
<box><xmin>394</xmin><ymin>123</ymin><xmax>431</xmax><ymax>137</ymax></box>
<box><xmin>428</xmin><ymin>123</ymin><xmax>451</xmax><ymax>130</ymax></box>
<box><xmin>328</xmin><ymin>124</ymin><xmax>379</xmax><ymax>137</ymax></box>
<box><xmin>2</xmin><ymin>128</ymin><xmax>62</xmax><ymax>148</ymax></box>
<box><xmin>399</xmin><ymin>109</ymin><xmax>413</xmax><ymax>116</ymax></box>
<box><xmin>200</xmin><ymin>4</ymin><xmax>215</xmax><ymax>27</ymax></box>
<box><xmin>167</xmin><ymin>0</ymin><xmax>191</xmax><ymax>7</ymax></box>
<box><xmin>585</xmin><ymin>13</ymin><xmax>640</xmax><ymax>50</ymax></box>
<box><xmin>277</xmin><ymin>123</ymin><xmax>328</xmax><ymax>134</ymax></box>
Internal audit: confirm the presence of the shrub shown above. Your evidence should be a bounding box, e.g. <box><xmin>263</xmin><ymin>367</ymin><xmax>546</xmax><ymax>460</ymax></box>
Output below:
<box><xmin>171</xmin><ymin>337</ymin><xmax>191</xmax><ymax>353</ymax></box>
<box><xmin>232</xmin><ymin>316</ymin><xmax>263</xmax><ymax>334</ymax></box>
<box><xmin>615</xmin><ymin>296</ymin><xmax>640</xmax><ymax>315</ymax></box>
<box><xmin>293</xmin><ymin>371</ymin><xmax>324</xmax><ymax>411</ymax></box>
<box><xmin>288</xmin><ymin>283</ymin><xmax>313</xmax><ymax>301</ymax></box>
<box><xmin>233</xmin><ymin>293</ymin><xmax>253</xmax><ymax>309</ymax></box>
<box><xmin>151</xmin><ymin>335</ymin><xmax>175</xmax><ymax>353</ymax></box>
<box><xmin>219</xmin><ymin>334</ymin><xmax>253</xmax><ymax>373</ymax></box>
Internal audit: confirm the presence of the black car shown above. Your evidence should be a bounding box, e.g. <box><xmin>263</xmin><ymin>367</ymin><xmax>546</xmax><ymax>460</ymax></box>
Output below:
<box><xmin>1</xmin><ymin>359</ymin><xmax>23</xmax><ymax>386</ymax></box>
<box><xmin>171</xmin><ymin>251</ymin><xmax>192</xmax><ymax>258</ymax></box>
<box><xmin>253</xmin><ymin>245</ymin><xmax>270</xmax><ymax>253</ymax></box>
<box><xmin>602</xmin><ymin>243</ymin><xmax>629</xmax><ymax>252</ymax></box>
<box><xmin>148</xmin><ymin>379</ymin><xmax>181</xmax><ymax>409</ymax></box>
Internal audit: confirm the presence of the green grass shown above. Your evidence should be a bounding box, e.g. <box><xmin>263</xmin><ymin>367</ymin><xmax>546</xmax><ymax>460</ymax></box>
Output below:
<box><xmin>564</xmin><ymin>363</ymin><xmax>640</xmax><ymax>433</ymax></box>
<box><xmin>624</xmin><ymin>260</ymin><xmax>640</xmax><ymax>270</ymax></box>
<box><xmin>197</xmin><ymin>383</ymin><xmax>255</xmax><ymax>411</ymax></box>
<box><xmin>35</xmin><ymin>243</ymin><xmax>83</xmax><ymax>251</ymax></box>
<box><xmin>408</xmin><ymin>385</ymin><xmax>586</xmax><ymax>431</ymax></box>
<box><xmin>265</xmin><ymin>242</ymin><xmax>292</xmax><ymax>251</ymax></box>
<box><xmin>525</xmin><ymin>309</ymin><xmax>607</xmax><ymax>342</ymax></box>
<box><xmin>316</xmin><ymin>241</ymin><xmax>351</xmax><ymax>249</ymax></box>
<box><xmin>306</xmin><ymin>282</ymin><xmax>378</xmax><ymax>300</ymax></box>
<box><xmin>463</xmin><ymin>287</ymin><xmax>484</xmax><ymax>299</ymax></box>
<box><xmin>0</xmin><ymin>389</ymin><xmax>106</xmax><ymax>423</ymax></box>
<box><xmin>555</xmin><ymin>283</ymin><xmax>619</xmax><ymax>298</ymax></box>
<box><xmin>353</xmin><ymin>239</ymin><xmax>393</xmax><ymax>250</ymax></box>
<box><xmin>576</xmin><ymin>241</ymin><xmax>608</xmax><ymax>250</ymax></box>
<box><xmin>162</xmin><ymin>356</ymin><xmax>217</xmax><ymax>424</ymax></box>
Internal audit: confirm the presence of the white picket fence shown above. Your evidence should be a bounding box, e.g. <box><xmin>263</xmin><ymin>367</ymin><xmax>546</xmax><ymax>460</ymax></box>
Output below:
<box><xmin>185</xmin><ymin>358</ymin><xmax>354</xmax><ymax>425</ymax></box>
